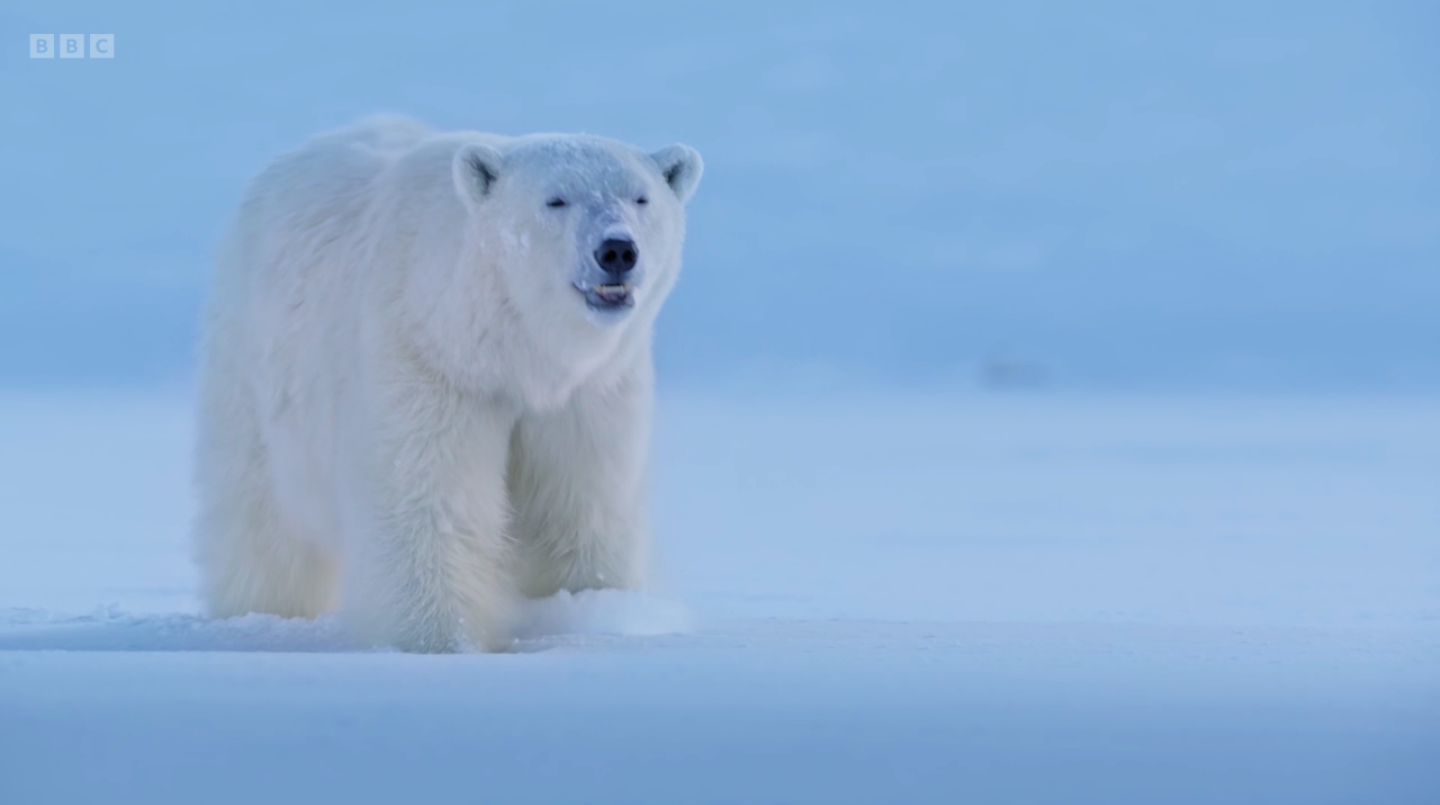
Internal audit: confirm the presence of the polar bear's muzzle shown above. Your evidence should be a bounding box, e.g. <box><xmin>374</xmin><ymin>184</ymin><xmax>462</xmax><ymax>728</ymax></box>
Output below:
<box><xmin>574</xmin><ymin>236</ymin><xmax>640</xmax><ymax>316</ymax></box>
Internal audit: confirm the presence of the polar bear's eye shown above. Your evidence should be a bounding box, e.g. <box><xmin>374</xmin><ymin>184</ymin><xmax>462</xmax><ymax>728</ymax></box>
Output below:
<box><xmin>546</xmin><ymin>198</ymin><xmax>567</xmax><ymax>208</ymax></box>
<box><xmin>636</xmin><ymin>196</ymin><xmax>648</xmax><ymax>206</ymax></box>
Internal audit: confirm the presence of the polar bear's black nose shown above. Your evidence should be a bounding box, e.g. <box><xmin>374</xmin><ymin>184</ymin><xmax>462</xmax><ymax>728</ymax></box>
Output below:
<box><xmin>595</xmin><ymin>238</ymin><xmax>639</xmax><ymax>275</ymax></box>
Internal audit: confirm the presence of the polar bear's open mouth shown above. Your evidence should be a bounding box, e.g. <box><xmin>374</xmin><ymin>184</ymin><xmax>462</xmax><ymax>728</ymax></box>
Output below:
<box><xmin>576</xmin><ymin>282</ymin><xmax>636</xmax><ymax>311</ymax></box>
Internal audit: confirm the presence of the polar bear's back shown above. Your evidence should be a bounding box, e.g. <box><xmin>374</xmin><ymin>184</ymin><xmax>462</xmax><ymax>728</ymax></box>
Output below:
<box><xmin>234</xmin><ymin>114</ymin><xmax>430</xmax><ymax>258</ymax></box>
<box><xmin>221</xmin><ymin>114</ymin><xmax>447</xmax><ymax>331</ymax></box>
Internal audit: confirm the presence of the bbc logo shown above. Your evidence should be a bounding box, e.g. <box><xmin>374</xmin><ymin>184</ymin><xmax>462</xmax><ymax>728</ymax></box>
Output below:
<box><xmin>30</xmin><ymin>34</ymin><xmax>114</xmax><ymax>59</ymax></box>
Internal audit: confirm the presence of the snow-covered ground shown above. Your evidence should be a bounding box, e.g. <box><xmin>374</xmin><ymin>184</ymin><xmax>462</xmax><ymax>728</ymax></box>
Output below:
<box><xmin>1</xmin><ymin>390</ymin><xmax>1436</xmax><ymax>803</ymax></box>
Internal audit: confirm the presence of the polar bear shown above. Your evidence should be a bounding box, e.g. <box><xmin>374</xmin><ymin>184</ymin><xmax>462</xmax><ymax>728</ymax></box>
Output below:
<box><xmin>192</xmin><ymin>116</ymin><xmax>702</xmax><ymax>652</ymax></box>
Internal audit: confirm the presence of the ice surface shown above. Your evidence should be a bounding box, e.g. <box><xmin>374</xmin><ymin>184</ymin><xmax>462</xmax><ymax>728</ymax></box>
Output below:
<box><xmin>1</xmin><ymin>390</ymin><xmax>1437</xmax><ymax>803</ymax></box>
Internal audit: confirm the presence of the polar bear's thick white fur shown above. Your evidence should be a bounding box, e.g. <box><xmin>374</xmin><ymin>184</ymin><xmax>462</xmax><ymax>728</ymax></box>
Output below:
<box><xmin>192</xmin><ymin>116</ymin><xmax>702</xmax><ymax>652</ymax></box>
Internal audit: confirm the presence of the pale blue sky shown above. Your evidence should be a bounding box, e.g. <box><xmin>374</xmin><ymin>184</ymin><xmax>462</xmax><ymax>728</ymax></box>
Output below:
<box><xmin>2</xmin><ymin>0</ymin><xmax>1436</xmax><ymax>389</ymax></box>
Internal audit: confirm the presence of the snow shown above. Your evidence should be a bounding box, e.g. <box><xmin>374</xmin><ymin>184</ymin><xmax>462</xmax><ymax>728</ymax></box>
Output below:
<box><xmin>1</xmin><ymin>390</ymin><xmax>1437</xmax><ymax>803</ymax></box>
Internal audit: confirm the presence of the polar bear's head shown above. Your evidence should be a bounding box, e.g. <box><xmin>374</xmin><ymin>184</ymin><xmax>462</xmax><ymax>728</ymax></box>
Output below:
<box><xmin>450</xmin><ymin>135</ymin><xmax>702</xmax><ymax>332</ymax></box>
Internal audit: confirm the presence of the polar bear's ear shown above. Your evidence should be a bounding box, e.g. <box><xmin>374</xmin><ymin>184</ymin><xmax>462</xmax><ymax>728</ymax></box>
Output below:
<box><xmin>650</xmin><ymin>144</ymin><xmax>704</xmax><ymax>204</ymax></box>
<box><xmin>452</xmin><ymin>143</ymin><xmax>504</xmax><ymax>207</ymax></box>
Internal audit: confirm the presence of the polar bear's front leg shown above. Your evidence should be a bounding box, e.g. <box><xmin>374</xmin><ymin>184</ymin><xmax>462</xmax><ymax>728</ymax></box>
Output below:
<box><xmin>347</xmin><ymin>378</ymin><xmax>519</xmax><ymax>653</ymax></box>
<box><xmin>509</xmin><ymin>370</ymin><xmax>653</xmax><ymax>598</ymax></box>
